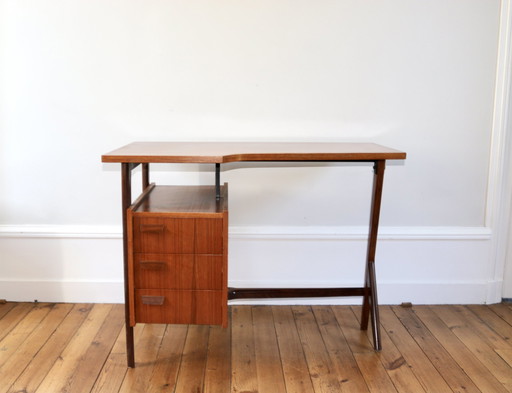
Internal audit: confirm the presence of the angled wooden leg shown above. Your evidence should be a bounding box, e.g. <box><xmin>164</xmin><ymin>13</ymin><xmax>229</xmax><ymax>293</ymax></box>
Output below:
<box><xmin>368</xmin><ymin>260</ymin><xmax>381</xmax><ymax>350</ymax></box>
<box><xmin>360</xmin><ymin>265</ymin><xmax>371</xmax><ymax>330</ymax></box>
<box><xmin>360</xmin><ymin>160</ymin><xmax>385</xmax><ymax>351</ymax></box>
<box><xmin>122</xmin><ymin>163</ymin><xmax>135</xmax><ymax>367</ymax></box>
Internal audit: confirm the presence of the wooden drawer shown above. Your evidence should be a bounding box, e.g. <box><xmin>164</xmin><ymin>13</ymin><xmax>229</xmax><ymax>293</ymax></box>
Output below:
<box><xmin>195</xmin><ymin>218</ymin><xmax>224</xmax><ymax>254</ymax></box>
<box><xmin>134</xmin><ymin>253</ymin><xmax>223</xmax><ymax>290</ymax></box>
<box><xmin>133</xmin><ymin>217</ymin><xmax>223</xmax><ymax>254</ymax></box>
<box><xmin>133</xmin><ymin>217</ymin><xmax>194</xmax><ymax>254</ymax></box>
<box><xmin>134</xmin><ymin>289</ymin><xmax>224</xmax><ymax>325</ymax></box>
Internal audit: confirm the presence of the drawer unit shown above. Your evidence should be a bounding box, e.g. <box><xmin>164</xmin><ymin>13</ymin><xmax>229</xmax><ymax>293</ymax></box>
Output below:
<box><xmin>127</xmin><ymin>185</ymin><xmax>228</xmax><ymax>327</ymax></box>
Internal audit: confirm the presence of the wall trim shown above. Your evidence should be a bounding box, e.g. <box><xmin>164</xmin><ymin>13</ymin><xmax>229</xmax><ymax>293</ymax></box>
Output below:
<box><xmin>230</xmin><ymin>226</ymin><xmax>491</xmax><ymax>241</ymax></box>
<box><xmin>0</xmin><ymin>279</ymin><xmax>495</xmax><ymax>305</ymax></box>
<box><xmin>0</xmin><ymin>225</ymin><xmax>494</xmax><ymax>304</ymax></box>
<box><xmin>0</xmin><ymin>224</ymin><xmax>492</xmax><ymax>241</ymax></box>
<box><xmin>0</xmin><ymin>225</ymin><xmax>121</xmax><ymax>239</ymax></box>
<box><xmin>0</xmin><ymin>280</ymin><xmax>125</xmax><ymax>303</ymax></box>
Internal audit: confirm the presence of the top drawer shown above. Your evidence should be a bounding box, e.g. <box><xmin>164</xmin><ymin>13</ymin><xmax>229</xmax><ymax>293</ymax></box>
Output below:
<box><xmin>133</xmin><ymin>217</ymin><xmax>223</xmax><ymax>254</ymax></box>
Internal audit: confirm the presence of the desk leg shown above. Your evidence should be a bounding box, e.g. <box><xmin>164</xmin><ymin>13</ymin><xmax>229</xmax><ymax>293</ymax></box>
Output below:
<box><xmin>142</xmin><ymin>163</ymin><xmax>150</xmax><ymax>189</ymax></box>
<box><xmin>122</xmin><ymin>163</ymin><xmax>136</xmax><ymax>367</ymax></box>
<box><xmin>360</xmin><ymin>160</ymin><xmax>385</xmax><ymax>351</ymax></box>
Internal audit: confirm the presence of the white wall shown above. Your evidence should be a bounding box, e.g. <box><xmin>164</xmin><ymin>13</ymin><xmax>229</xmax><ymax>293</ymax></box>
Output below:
<box><xmin>1</xmin><ymin>0</ymin><xmax>510</xmax><ymax>304</ymax></box>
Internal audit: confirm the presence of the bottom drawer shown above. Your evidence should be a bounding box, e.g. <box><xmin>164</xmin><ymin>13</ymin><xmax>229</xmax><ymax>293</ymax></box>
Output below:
<box><xmin>134</xmin><ymin>289</ymin><xmax>224</xmax><ymax>325</ymax></box>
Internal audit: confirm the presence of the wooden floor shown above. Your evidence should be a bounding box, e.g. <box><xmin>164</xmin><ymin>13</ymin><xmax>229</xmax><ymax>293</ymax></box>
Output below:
<box><xmin>0</xmin><ymin>303</ymin><xmax>512</xmax><ymax>393</ymax></box>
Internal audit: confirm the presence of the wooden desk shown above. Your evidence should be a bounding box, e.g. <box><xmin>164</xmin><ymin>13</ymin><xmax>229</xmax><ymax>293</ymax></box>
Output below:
<box><xmin>102</xmin><ymin>142</ymin><xmax>406</xmax><ymax>367</ymax></box>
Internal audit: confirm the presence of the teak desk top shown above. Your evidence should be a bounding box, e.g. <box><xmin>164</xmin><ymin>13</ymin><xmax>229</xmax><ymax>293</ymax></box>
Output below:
<box><xmin>102</xmin><ymin>142</ymin><xmax>406</xmax><ymax>163</ymax></box>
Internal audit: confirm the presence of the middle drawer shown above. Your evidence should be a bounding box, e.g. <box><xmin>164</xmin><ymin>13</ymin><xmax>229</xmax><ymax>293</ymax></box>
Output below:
<box><xmin>133</xmin><ymin>253</ymin><xmax>223</xmax><ymax>290</ymax></box>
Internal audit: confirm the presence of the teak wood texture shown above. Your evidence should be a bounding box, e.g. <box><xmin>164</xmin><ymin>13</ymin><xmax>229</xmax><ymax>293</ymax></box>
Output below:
<box><xmin>102</xmin><ymin>141</ymin><xmax>407</xmax><ymax>163</ymax></box>
<box><xmin>127</xmin><ymin>185</ymin><xmax>228</xmax><ymax>329</ymax></box>
<box><xmin>1</xmin><ymin>302</ymin><xmax>512</xmax><ymax>393</ymax></box>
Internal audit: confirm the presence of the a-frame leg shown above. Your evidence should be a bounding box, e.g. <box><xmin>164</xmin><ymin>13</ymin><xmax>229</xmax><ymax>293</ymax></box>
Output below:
<box><xmin>360</xmin><ymin>160</ymin><xmax>385</xmax><ymax>351</ymax></box>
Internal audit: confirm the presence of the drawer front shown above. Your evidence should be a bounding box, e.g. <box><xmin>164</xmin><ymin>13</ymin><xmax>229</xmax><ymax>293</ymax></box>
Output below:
<box><xmin>133</xmin><ymin>217</ymin><xmax>223</xmax><ymax>254</ymax></box>
<box><xmin>135</xmin><ymin>289</ymin><xmax>224</xmax><ymax>325</ymax></box>
<box><xmin>133</xmin><ymin>217</ymin><xmax>195</xmax><ymax>253</ymax></box>
<box><xmin>134</xmin><ymin>254</ymin><xmax>223</xmax><ymax>290</ymax></box>
<box><xmin>195</xmin><ymin>218</ymin><xmax>224</xmax><ymax>254</ymax></box>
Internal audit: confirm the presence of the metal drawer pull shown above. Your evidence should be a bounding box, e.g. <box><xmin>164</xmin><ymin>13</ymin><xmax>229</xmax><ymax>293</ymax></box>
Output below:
<box><xmin>140</xmin><ymin>260</ymin><xmax>166</xmax><ymax>269</ymax></box>
<box><xmin>141</xmin><ymin>296</ymin><xmax>165</xmax><ymax>306</ymax></box>
<box><xmin>140</xmin><ymin>224</ymin><xmax>165</xmax><ymax>233</ymax></box>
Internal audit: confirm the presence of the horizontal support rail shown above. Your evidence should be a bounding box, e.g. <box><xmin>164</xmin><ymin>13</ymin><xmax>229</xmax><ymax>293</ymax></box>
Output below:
<box><xmin>228</xmin><ymin>287</ymin><xmax>365</xmax><ymax>300</ymax></box>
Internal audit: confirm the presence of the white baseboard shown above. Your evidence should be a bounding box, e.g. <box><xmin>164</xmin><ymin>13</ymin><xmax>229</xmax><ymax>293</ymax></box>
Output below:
<box><xmin>0</xmin><ymin>279</ymin><xmax>496</xmax><ymax>305</ymax></box>
<box><xmin>0</xmin><ymin>280</ymin><xmax>125</xmax><ymax>303</ymax></box>
<box><xmin>0</xmin><ymin>225</ymin><xmax>121</xmax><ymax>239</ymax></box>
<box><xmin>0</xmin><ymin>224</ymin><xmax>497</xmax><ymax>304</ymax></box>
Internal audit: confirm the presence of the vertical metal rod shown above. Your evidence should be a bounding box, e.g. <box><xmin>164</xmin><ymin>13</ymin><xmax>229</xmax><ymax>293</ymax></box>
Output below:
<box><xmin>142</xmin><ymin>163</ymin><xmax>150</xmax><ymax>189</ymax></box>
<box><xmin>215</xmin><ymin>163</ymin><xmax>221</xmax><ymax>200</ymax></box>
<box><xmin>360</xmin><ymin>160</ymin><xmax>385</xmax><ymax>351</ymax></box>
<box><xmin>121</xmin><ymin>163</ymin><xmax>136</xmax><ymax>367</ymax></box>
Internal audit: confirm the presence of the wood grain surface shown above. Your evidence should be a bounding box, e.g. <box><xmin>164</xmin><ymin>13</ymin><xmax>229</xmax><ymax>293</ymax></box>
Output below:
<box><xmin>1</xmin><ymin>302</ymin><xmax>511</xmax><ymax>393</ymax></box>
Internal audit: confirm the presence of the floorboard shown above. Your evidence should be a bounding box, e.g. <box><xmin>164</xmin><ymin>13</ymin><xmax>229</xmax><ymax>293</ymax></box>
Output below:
<box><xmin>1</xmin><ymin>302</ymin><xmax>511</xmax><ymax>393</ymax></box>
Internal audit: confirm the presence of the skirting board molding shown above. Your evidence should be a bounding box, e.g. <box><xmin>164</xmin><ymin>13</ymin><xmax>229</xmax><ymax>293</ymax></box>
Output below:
<box><xmin>0</xmin><ymin>224</ymin><xmax>493</xmax><ymax>240</ymax></box>
<box><xmin>0</xmin><ymin>224</ymin><xmax>497</xmax><ymax>304</ymax></box>
<box><xmin>0</xmin><ymin>225</ymin><xmax>121</xmax><ymax>239</ymax></box>
<box><xmin>0</xmin><ymin>280</ymin><xmax>125</xmax><ymax>304</ymax></box>
<box><xmin>0</xmin><ymin>279</ymin><xmax>497</xmax><ymax>305</ymax></box>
